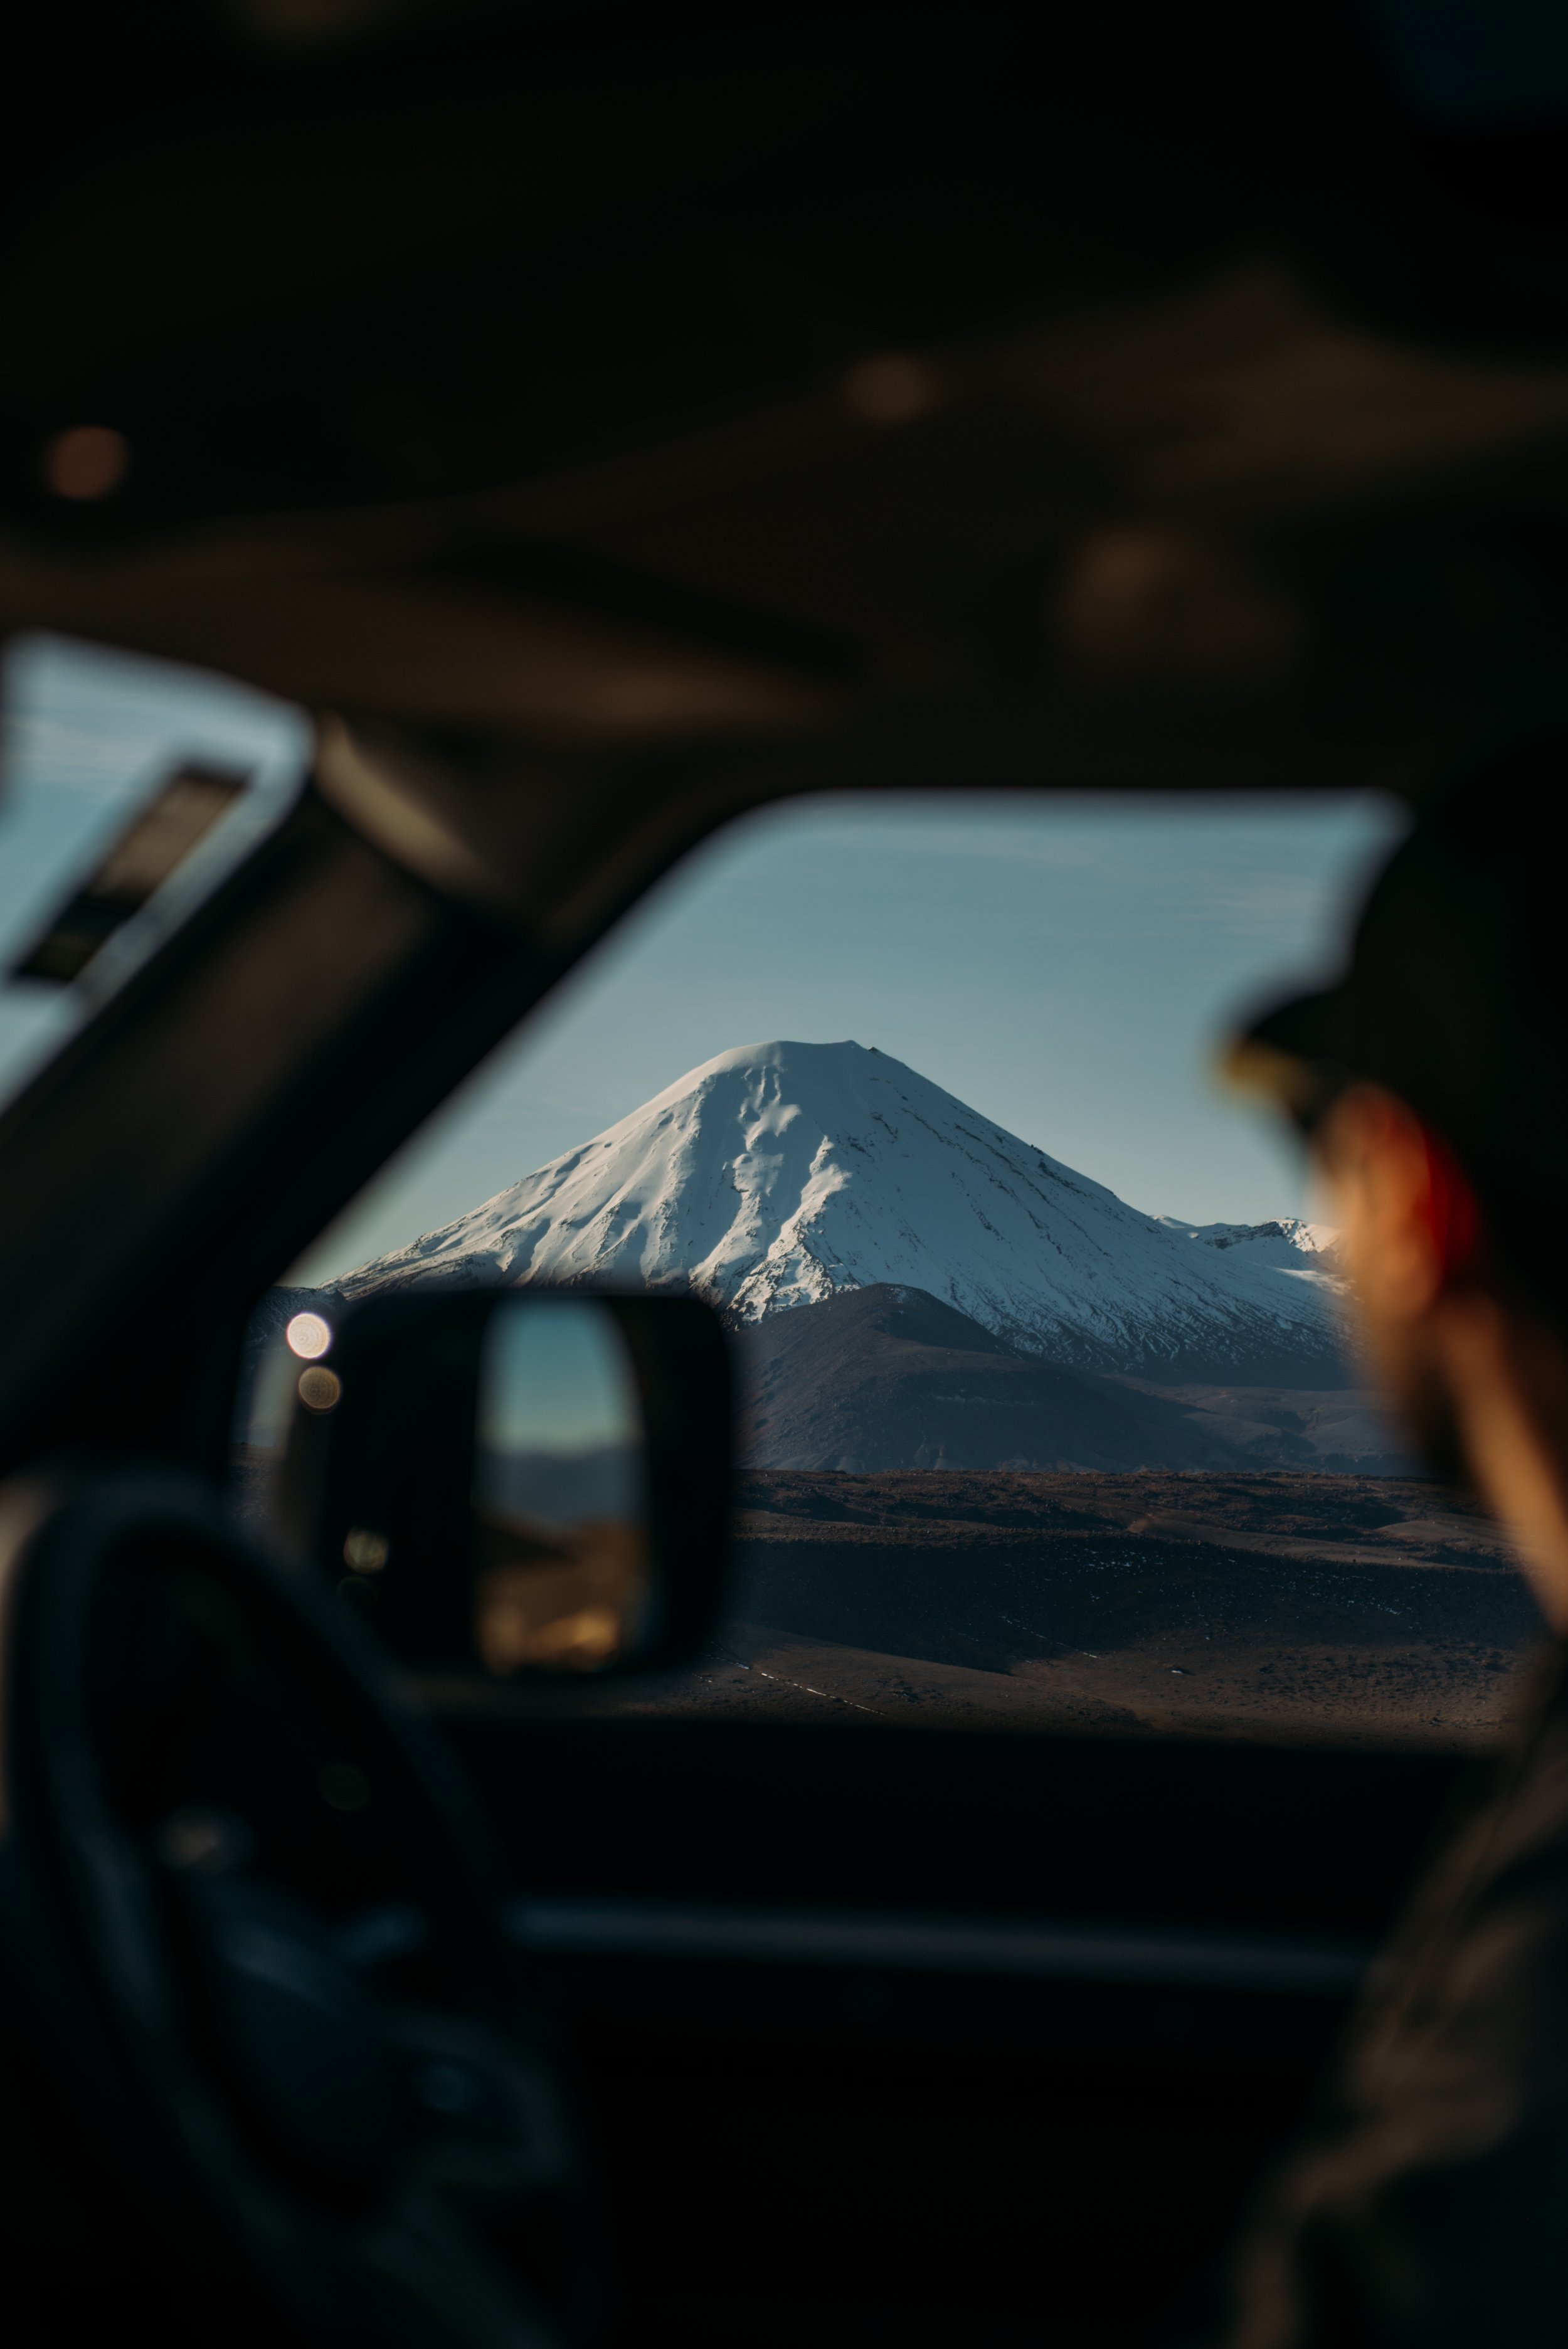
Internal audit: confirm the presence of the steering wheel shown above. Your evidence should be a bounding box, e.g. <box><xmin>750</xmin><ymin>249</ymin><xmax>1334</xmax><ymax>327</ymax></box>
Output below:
<box><xmin>0</xmin><ymin>1466</ymin><xmax>591</xmax><ymax>2349</ymax></box>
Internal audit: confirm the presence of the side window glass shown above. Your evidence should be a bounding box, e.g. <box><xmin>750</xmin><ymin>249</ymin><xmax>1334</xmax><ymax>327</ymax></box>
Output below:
<box><xmin>0</xmin><ymin>633</ymin><xmax>307</xmax><ymax>1107</ymax></box>
<box><xmin>256</xmin><ymin>793</ymin><xmax>1537</xmax><ymax>1746</ymax></box>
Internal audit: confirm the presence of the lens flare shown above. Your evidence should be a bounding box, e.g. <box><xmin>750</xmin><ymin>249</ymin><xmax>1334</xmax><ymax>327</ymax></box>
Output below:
<box><xmin>285</xmin><ymin>1310</ymin><xmax>332</xmax><ymax>1359</ymax></box>
<box><xmin>297</xmin><ymin>1365</ymin><xmax>342</xmax><ymax>1413</ymax></box>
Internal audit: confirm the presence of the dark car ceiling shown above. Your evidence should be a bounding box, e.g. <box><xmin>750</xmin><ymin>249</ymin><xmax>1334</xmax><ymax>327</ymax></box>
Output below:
<box><xmin>4</xmin><ymin>0</ymin><xmax>1568</xmax><ymax>852</ymax></box>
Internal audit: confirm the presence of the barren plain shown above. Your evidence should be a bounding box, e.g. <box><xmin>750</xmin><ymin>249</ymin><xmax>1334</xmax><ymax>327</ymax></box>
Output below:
<box><xmin>626</xmin><ymin>1471</ymin><xmax>1545</xmax><ymax>1747</ymax></box>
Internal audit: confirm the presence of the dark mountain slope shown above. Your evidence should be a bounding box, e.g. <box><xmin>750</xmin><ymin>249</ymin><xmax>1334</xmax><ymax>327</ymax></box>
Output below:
<box><xmin>736</xmin><ymin>1284</ymin><xmax>1409</xmax><ymax>1473</ymax></box>
<box><xmin>736</xmin><ymin>1284</ymin><xmax>1253</xmax><ymax>1471</ymax></box>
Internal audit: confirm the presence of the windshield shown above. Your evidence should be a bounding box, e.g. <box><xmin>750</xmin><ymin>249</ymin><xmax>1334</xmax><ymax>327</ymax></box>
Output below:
<box><xmin>248</xmin><ymin>787</ymin><xmax>1539</xmax><ymax>1752</ymax></box>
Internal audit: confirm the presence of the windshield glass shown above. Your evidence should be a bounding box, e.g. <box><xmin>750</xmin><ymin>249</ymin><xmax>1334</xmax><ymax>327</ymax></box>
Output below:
<box><xmin>0</xmin><ymin>632</ymin><xmax>309</xmax><ymax>1111</ymax></box>
<box><xmin>246</xmin><ymin>787</ymin><xmax>1542</xmax><ymax>1752</ymax></box>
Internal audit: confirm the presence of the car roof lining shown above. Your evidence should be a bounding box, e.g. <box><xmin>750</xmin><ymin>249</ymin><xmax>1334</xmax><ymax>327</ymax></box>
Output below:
<box><xmin>6</xmin><ymin>4</ymin><xmax>1568</xmax><ymax>830</ymax></box>
<box><xmin>8</xmin><ymin>256</ymin><xmax>1568</xmax><ymax>857</ymax></box>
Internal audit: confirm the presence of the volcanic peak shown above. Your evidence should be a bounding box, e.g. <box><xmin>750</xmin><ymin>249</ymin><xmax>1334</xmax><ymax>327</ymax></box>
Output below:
<box><xmin>341</xmin><ymin>1039</ymin><xmax>1345</xmax><ymax>1379</ymax></box>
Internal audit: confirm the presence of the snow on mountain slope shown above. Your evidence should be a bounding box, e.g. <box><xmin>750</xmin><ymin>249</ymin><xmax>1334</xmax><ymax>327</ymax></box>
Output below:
<box><xmin>340</xmin><ymin>1040</ymin><xmax>1348</xmax><ymax>1377</ymax></box>
<box><xmin>1153</xmin><ymin>1216</ymin><xmax>1339</xmax><ymax>1267</ymax></box>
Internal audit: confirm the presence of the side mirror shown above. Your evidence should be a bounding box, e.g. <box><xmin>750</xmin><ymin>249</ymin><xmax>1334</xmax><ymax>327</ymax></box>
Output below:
<box><xmin>275</xmin><ymin>1288</ymin><xmax>733</xmax><ymax>1683</ymax></box>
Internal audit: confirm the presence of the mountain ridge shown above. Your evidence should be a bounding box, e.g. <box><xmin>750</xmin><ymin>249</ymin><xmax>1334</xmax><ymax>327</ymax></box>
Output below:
<box><xmin>339</xmin><ymin>1039</ymin><xmax>1347</xmax><ymax>1382</ymax></box>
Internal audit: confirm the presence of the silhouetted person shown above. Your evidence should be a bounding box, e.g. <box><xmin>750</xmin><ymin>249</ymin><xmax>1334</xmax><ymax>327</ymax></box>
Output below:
<box><xmin>1216</xmin><ymin>762</ymin><xmax>1568</xmax><ymax>2346</ymax></box>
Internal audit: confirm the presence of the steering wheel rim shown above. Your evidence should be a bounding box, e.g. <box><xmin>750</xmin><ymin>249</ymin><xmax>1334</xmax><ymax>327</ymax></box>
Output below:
<box><xmin>0</xmin><ymin>1465</ymin><xmax>590</xmax><ymax>2349</ymax></box>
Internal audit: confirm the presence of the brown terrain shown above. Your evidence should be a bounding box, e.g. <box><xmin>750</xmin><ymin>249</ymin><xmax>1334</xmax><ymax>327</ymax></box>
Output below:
<box><xmin>735</xmin><ymin>1285</ymin><xmax>1412</xmax><ymax>1473</ymax></box>
<box><xmin>615</xmin><ymin>1470</ymin><xmax>1546</xmax><ymax>1747</ymax></box>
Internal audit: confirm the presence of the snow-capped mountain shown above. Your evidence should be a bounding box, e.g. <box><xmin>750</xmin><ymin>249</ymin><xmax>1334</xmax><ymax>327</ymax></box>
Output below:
<box><xmin>340</xmin><ymin>1040</ymin><xmax>1347</xmax><ymax>1378</ymax></box>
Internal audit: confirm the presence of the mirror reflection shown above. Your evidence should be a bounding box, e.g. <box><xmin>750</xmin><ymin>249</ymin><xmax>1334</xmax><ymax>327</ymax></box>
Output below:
<box><xmin>472</xmin><ymin>1297</ymin><xmax>649</xmax><ymax>1675</ymax></box>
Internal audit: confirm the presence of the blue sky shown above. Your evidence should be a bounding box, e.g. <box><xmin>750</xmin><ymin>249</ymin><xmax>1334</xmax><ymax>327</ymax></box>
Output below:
<box><xmin>479</xmin><ymin>1296</ymin><xmax>642</xmax><ymax>1456</ymax></box>
<box><xmin>299</xmin><ymin>789</ymin><xmax>1402</xmax><ymax>1279</ymax></box>
<box><xmin>0</xmin><ymin>635</ymin><xmax>1405</xmax><ymax>1285</ymax></box>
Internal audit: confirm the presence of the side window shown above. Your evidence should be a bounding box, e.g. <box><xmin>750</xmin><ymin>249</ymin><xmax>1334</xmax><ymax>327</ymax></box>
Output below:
<box><xmin>0</xmin><ymin>633</ymin><xmax>307</xmax><ymax>1107</ymax></box>
<box><xmin>267</xmin><ymin>793</ymin><xmax>1537</xmax><ymax>1746</ymax></box>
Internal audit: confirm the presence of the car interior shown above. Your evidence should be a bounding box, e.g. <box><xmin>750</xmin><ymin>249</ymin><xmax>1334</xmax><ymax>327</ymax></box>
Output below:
<box><xmin>2</xmin><ymin>5</ymin><xmax>1566</xmax><ymax>2345</ymax></box>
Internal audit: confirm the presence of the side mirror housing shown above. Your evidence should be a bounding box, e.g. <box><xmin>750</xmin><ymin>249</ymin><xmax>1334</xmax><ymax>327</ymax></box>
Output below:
<box><xmin>275</xmin><ymin>1287</ymin><xmax>733</xmax><ymax>1683</ymax></box>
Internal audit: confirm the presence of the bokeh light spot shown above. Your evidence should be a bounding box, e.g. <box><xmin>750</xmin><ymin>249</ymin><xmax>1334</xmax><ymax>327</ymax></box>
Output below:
<box><xmin>297</xmin><ymin>1365</ymin><xmax>342</xmax><ymax>1412</ymax></box>
<box><xmin>285</xmin><ymin>1310</ymin><xmax>332</xmax><ymax>1359</ymax></box>
<box><xmin>43</xmin><ymin>426</ymin><xmax>130</xmax><ymax>501</ymax></box>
